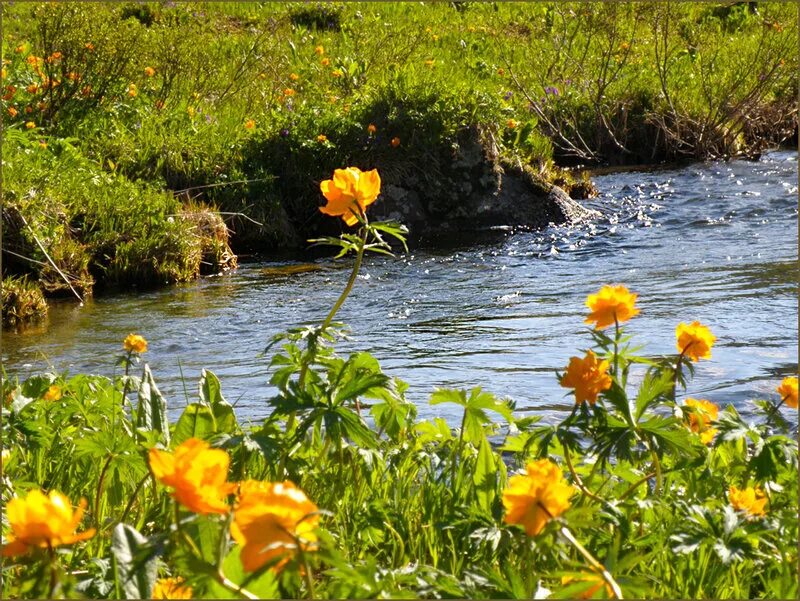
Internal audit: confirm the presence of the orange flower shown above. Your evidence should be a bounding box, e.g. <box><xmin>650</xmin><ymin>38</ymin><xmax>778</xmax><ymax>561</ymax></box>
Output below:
<box><xmin>497</xmin><ymin>67</ymin><xmax>505</xmax><ymax>76</ymax></box>
<box><xmin>289</xmin><ymin>72</ymin><xmax>300</xmax><ymax>81</ymax></box>
<box><xmin>47</xmin><ymin>51</ymin><xmax>62</xmax><ymax>63</ymax></box>
<box><xmin>232</xmin><ymin>480</ymin><xmax>320</xmax><ymax>573</ymax></box>
<box><xmin>3</xmin><ymin>85</ymin><xmax>17</xmax><ymax>100</ymax></box>
<box><xmin>676</xmin><ymin>321</ymin><xmax>716</xmax><ymax>362</ymax></box>
<box><xmin>502</xmin><ymin>459</ymin><xmax>573</xmax><ymax>536</ymax></box>
<box><xmin>283</xmin><ymin>88</ymin><xmax>295</xmax><ymax>96</ymax></box>
<box><xmin>43</xmin><ymin>385</ymin><xmax>62</xmax><ymax>402</ymax></box>
<box><xmin>314</xmin><ymin>45</ymin><xmax>324</xmax><ymax>55</ymax></box>
<box><xmin>144</xmin><ymin>66</ymin><xmax>155</xmax><ymax>77</ymax></box>
<box><xmin>424</xmin><ymin>59</ymin><xmax>435</xmax><ymax>67</ymax></box>
<box><xmin>319</xmin><ymin>166</ymin><xmax>381</xmax><ymax>226</ymax></box>
<box><xmin>123</xmin><ymin>333</ymin><xmax>148</xmax><ymax>353</ymax></box>
<box><xmin>367</xmin><ymin>123</ymin><xmax>377</xmax><ymax>134</ymax></box>
<box><xmin>320</xmin><ymin>57</ymin><xmax>330</xmax><ymax>67</ymax></box>
<box><xmin>684</xmin><ymin>398</ymin><xmax>718</xmax><ymax>445</ymax></box>
<box><xmin>244</xmin><ymin>119</ymin><xmax>255</xmax><ymax>130</ymax></box>
<box><xmin>149</xmin><ymin>438</ymin><xmax>236</xmax><ymax>515</ymax></box>
<box><xmin>1</xmin><ymin>490</ymin><xmax>95</xmax><ymax>557</ymax></box>
<box><xmin>390</xmin><ymin>136</ymin><xmax>400</xmax><ymax>147</ymax></box>
<box><xmin>85</xmin><ymin>42</ymin><xmax>95</xmax><ymax>51</ymax></box>
<box><xmin>729</xmin><ymin>485</ymin><xmax>767</xmax><ymax>517</ymax></box>
<box><xmin>559</xmin><ymin>350</ymin><xmax>612</xmax><ymax>406</ymax></box>
<box><xmin>584</xmin><ymin>284</ymin><xmax>640</xmax><ymax>329</ymax></box>
<box><xmin>25</xmin><ymin>121</ymin><xmax>35</xmax><ymax>129</ymax></box>
<box><xmin>15</xmin><ymin>44</ymin><xmax>25</xmax><ymax>53</ymax></box>
<box><xmin>26</xmin><ymin>83</ymin><xmax>38</xmax><ymax>94</ymax></box>
<box><xmin>331</xmin><ymin>69</ymin><xmax>343</xmax><ymax>78</ymax></box>
<box><xmin>81</xmin><ymin>85</ymin><xmax>92</xmax><ymax>97</ymax></box>
<box><xmin>507</xmin><ymin>119</ymin><xmax>517</xmax><ymax>129</ymax></box>
<box><xmin>7</xmin><ymin>107</ymin><xmax>17</xmax><ymax>118</ymax></box>
<box><xmin>777</xmin><ymin>376</ymin><xmax>798</xmax><ymax>409</ymax></box>
<box><xmin>152</xmin><ymin>577</ymin><xmax>193</xmax><ymax>599</ymax></box>
<box><xmin>317</xmin><ymin>134</ymin><xmax>328</xmax><ymax>143</ymax></box>
<box><xmin>127</xmin><ymin>83</ymin><xmax>137</xmax><ymax>97</ymax></box>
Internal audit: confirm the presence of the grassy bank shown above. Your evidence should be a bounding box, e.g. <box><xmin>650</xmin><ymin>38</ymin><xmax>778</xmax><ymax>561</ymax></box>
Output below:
<box><xmin>1</xmin><ymin>207</ymin><xmax>797</xmax><ymax>598</ymax></box>
<box><xmin>1</xmin><ymin>2</ymin><xmax>797</xmax><ymax>319</ymax></box>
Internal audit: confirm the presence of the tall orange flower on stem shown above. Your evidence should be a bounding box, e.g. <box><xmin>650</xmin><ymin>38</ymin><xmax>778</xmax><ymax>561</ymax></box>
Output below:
<box><xmin>675</xmin><ymin>321</ymin><xmax>716</xmax><ymax>362</ymax></box>
<box><xmin>559</xmin><ymin>350</ymin><xmax>612</xmax><ymax>406</ymax></box>
<box><xmin>231</xmin><ymin>480</ymin><xmax>320</xmax><ymax>572</ymax></box>
<box><xmin>149</xmin><ymin>438</ymin><xmax>236</xmax><ymax>514</ymax></box>
<box><xmin>319</xmin><ymin>166</ymin><xmax>381</xmax><ymax>226</ymax></box>
<box><xmin>585</xmin><ymin>284</ymin><xmax>639</xmax><ymax>329</ymax></box>
<box><xmin>1</xmin><ymin>490</ymin><xmax>95</xmax><ymax>557</ymax></box>
<box><xmin>502</xmin><ymin>459</ymin><xmax>574</xmax><ymax>536</ymax></box>
<box><xmin>123</xmin><ymin>333</ymin><xmax>148</xmax><ymax>354</ymax></box>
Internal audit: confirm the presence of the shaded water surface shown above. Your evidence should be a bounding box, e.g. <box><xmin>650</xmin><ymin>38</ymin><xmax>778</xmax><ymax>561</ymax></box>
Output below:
<box><xmin>3</xmin><ymin>152</ymin><xmax>797</xmax><ymax>424</ymax></box>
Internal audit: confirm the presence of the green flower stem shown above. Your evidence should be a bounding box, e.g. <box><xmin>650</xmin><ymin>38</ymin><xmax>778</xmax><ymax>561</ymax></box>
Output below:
<box><xmin>613</xmin><ymin>316</ymin><xmax>620</xmax><ymax>377</ymax></box>
<box><xmin>47</xmin><ymin>546</ymin><xmax>60</xmax><ymax>599</ymax></box>
<box><xmin>672</xmin><ymin>345</ymin><xmax>691</xmax><ymax>399</ymax></box>
<box><xmin>558</xmin><ymin>524</ymin><xmax>623</xmax><ymax>599</ymax></box>
<box><xmin>618</xmin><ymin>470</ymin><xmax>659</xmax><ymax>501</ymax></box>
<box><xmin>451</xmin><ymin>406</ymin><xmax>468</xmax><ymax>493</ymax></box>
<box><xmin>562</xmin><ymin>441</ymin><xmax>605</xmax><ymax>505</ymax></box>
<box><xmin>93</xmin><ymin>453</ymin><xmax>114</xmax><ymax>529</ymax></box>
<box><xmin>320</xmin><ymin>223</ymin><xmax>369</xmax><ymax>333</ymax></box>
<box><xmin>299</xmin><ymin>543</ymin><xmax>316</xmax><ymax>600</ymax></box>
<box><xmin>764</xmin><ymin>396</ymin><xmax>788</xmax><ymax>424</ymax></box>
<box><xmin>295</xmin><ymin>224</ymin><xmax>368</xmax><ymax>391</ymax></box>
<box><xmin>284</xmin><ymin>224</ymin><xmax>369</xmax><ymax>477</ymax></box>
<box><xmin>114</xmin><ymin>472</ymin><xmax>150</xmax><ymax>531</ymax></box>
<box><xmin>215</xmin><ymin>570</ymin><xmax>259</xmax><ymax>600</ymax></box>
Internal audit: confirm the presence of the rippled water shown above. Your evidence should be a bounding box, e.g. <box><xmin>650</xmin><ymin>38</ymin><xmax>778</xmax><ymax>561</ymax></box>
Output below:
<box><xmin>3</xmin><ymin>151</ymin><xmax>797</xmax><ymax>424</ymax></box>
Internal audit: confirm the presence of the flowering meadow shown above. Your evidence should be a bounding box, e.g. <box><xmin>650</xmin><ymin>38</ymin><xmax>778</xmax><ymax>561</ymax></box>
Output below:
<box><xmin>2</xmin><ymin>167</ymin><xmax>798</xmax><ymax>599</ymax></box>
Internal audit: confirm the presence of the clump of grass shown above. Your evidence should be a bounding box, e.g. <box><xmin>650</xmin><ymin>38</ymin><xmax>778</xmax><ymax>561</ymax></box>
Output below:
<box><xmin>179</xmin><ymin>202</ymin><xmax>238</xmax><ymax>275</ymax></box>
<box><xmin>1</xmin><ymin>275</ymin><xmax>48</xmax><ymax>326</ymax></box>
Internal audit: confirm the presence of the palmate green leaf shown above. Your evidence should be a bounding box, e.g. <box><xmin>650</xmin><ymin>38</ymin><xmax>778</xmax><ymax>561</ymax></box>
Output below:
<box><xmin>634</xmin><ymin>369</ymin><xmax>674</xmax><ymax>421</ymax></box>
<box><xmin>716</xmin><ymin>406</ymin><xmax>761</xmax><ymax>443</ymax></box>
<box><xmin>415</xmin><ymin>417</ymin><xmax>453</xmax><ymax>443</ymax></box>
<box><xmin>111</xmin><ymin>523</ymin><xmax>158</xmax><ymax>600</ymax></box>
<box><xmin>332</xmin><ymin>353</ymin><xmax>391</xmax><ymax>405</ymax></box>
<box><xmin>326</xmin><ymin>406</ymin><xmax>378</xmax><ymax>449</ymax></box>
<box><xmin>430</xmin><ymin>386</ymin><xmax>513</xmax><ymax>443</ymax></box>
<box><xmin>637</xmin><ymin>415</ymin><xmax>701</xmax><ymax>458</ymax></box>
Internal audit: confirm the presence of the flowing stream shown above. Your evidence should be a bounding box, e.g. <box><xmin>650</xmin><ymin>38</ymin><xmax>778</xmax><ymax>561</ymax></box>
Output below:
<box><xmin>3</xmin><ymin>151</ymin><xmax>797</xmax><ymax>424</ymax></box>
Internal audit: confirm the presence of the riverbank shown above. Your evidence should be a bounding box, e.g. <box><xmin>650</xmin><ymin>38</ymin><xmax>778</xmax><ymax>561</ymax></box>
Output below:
<box><xmin>2</xmin><ymin>2</ymin><xmax>797</xmax><ymax>324</ymax></box>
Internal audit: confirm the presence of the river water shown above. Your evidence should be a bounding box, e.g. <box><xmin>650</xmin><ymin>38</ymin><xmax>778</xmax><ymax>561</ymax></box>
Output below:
<box><xmin>3</xmin><ymin>151</ymin><xmax>797</xmax><ymax>424</ymax></box>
